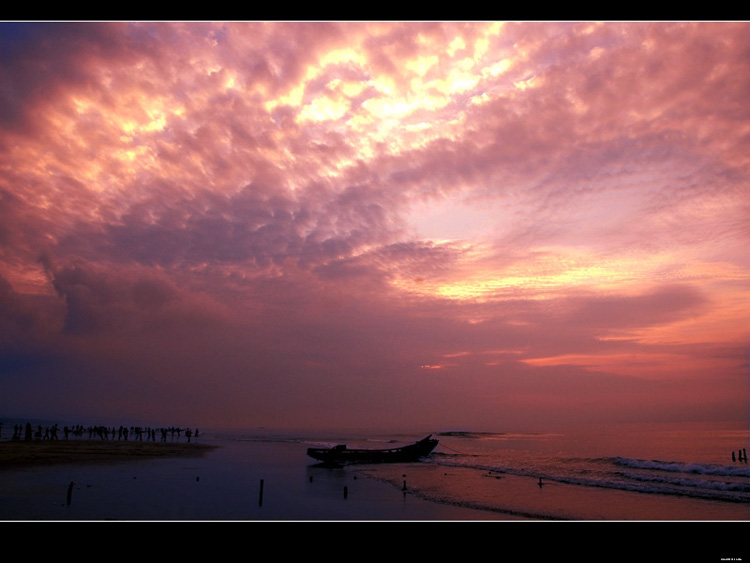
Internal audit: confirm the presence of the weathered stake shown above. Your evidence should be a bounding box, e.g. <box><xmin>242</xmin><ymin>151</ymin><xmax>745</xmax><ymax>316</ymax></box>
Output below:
<box><xmin>259</xmin><ymin>479</ymin><xmax>264</xmax><ymax>506</ymax></box>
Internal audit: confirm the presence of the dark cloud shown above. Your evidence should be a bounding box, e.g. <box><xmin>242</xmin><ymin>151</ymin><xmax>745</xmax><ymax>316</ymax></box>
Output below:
<box><xmin>563</xmin><ymin>284</ymin><xmax>709</xmax><ymax>332</ymax></box>
<box><xmin>0</xmin><ymin>22</ymin><xmax>747</xmax><ymax>430</ymax></box>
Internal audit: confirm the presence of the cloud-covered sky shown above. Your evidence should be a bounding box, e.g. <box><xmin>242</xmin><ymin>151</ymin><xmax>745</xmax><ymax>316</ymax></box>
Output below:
<box><xmin>1</xmin><ymin>21</ymin><xmax>748</xmax><ymax>432</ymax></box>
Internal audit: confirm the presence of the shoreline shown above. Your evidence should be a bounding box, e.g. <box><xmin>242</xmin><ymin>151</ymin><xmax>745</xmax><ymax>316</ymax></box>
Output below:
<box><xmin>0</xmin><ymin>439</ymin><xmax>217</xmax><ymax>470</ymax></box>
<box><xmin>357</xmin><ymin>462</ymin><xmax>750</xmax><ymax>521</ymax></box>
<box><xmin>2</xmin><ymin>429</ymin><xmax>747</xmax><ymax>522</ymax></box>
<box><xmin>0</xmin><ymin>437</ymin><xmax>506</xmax><ymax>521</ymax></box>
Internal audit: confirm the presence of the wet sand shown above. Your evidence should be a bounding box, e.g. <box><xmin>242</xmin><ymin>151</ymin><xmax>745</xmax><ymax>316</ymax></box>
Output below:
<box><xmin>4</xmin><ymin>437</ymin><xmax>746</xmax><ymax>527</ymax></box>
<box><xmin>359</xmin><ymin>462</ymin><xmax>750</xmax><ymax>521</ymax></box>
<box><xmin>0</xmin><ymin>440</ymin><xmax>216</xmax><ymax>470</ymax></box>
<box><xmin>0</xmin><ymin>437</ymin><xmax>505</xmax><ymax>520</ymax></box>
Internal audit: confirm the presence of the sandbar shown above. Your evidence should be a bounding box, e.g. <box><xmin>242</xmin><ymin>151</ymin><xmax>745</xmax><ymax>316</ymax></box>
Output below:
<box><xmin>0</xmin><ymin>440</ymin><xmax>216</xmax><ymax>470</ymax></box>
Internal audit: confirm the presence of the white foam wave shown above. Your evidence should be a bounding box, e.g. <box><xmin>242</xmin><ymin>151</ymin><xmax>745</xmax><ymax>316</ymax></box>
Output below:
<box><xmin>614</xmin><ymin>457</ymin><xmax>750</xmax><ymax>478</ymax></box>
<box><xmin>619</xmin><ymin>471</ymin><xmax>750</xmax><ymax>493</ymax></box>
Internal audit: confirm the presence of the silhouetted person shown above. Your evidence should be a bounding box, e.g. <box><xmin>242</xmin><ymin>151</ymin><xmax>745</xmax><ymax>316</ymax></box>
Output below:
<box><xmin>24</xmin><ymin>423</ymin><xmax>32</xmax><ymax>441</ymax></box>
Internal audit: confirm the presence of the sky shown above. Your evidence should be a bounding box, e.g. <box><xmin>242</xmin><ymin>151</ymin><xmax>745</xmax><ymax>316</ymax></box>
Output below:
<box><xmin>1</xmin><ymin>21</ymin><xmax>748</xmax><ymax>432</ymax></box>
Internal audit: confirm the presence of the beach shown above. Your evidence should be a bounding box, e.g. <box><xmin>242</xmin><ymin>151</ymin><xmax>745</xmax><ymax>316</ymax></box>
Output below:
<box><xmin>1</xmin><ymin>423</ymin><xmax>748</xmax><ymax>526</ymax></box>
<box><xmin>358</xmin><ymin>461</ymin><xmax>749</xmax><ymax>521</ymax></box>
<box><xmin>0</xmin><ymin>433</ymin><xmax>504</xmax><ymax>521</ymax></box>
<box><xmin>0</xmin><ymin>440</ymin><xmax>216</xmax><ymax>470</ymax></box>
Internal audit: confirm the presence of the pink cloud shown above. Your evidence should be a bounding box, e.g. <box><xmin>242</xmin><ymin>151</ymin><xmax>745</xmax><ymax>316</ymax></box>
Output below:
<box><xmin>0</xmin><ymin>22</ymin><xmax>747</xmax><ymax>431</ymax></box>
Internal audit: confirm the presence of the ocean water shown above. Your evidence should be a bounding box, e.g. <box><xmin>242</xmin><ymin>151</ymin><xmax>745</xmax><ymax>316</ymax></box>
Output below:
<box><xmin>241</xmin><ymin>420</ymin><xmax>750</xmax><ymax>521</ymax></box>
<box><xmin>0</xmin><ymin>428</ymin><xmax>496</xmax><ymax>520</ymax></box>
<box><xmin>1</xmin><ymin>420</ymin><xmax>748</xmax><ymax>521</ymax></box>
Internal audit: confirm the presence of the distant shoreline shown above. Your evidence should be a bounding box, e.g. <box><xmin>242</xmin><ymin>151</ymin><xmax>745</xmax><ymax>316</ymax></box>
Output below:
<box><xmin>0</xmin><ymin>440</ymin><xmax>218</xmax><ymax>470</ymax></box>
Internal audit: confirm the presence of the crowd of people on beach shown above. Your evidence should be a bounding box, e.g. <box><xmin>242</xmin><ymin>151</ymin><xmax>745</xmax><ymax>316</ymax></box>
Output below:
<box><xmin>2</xmin><ymin>421</ymin><xmax>200</xmax><ymax>443</ymax></box>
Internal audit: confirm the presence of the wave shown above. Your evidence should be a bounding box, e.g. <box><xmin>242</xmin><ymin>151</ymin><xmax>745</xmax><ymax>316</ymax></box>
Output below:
<box><xmin>437</xmin><ymin>431</ymin><xmax>561</xmax><ymax>440</ymax></box>
<box><xmin>428</xmin><ymin>453</ymin><xmax>750</xmax><ymax>504</ymax></box>
<box><xmin>437</xmin><ymin>431</ymin><xmax>507</xmax><ymax>438</ymax></box>
<box><xmin>619</xmin><ymin>471</ymin><xmax>750</xmax><ymax>493</ymax></box>
<box><xmin>614</xmin><ymin>457</ymin><xmax>750</xmax><ymax>478</ymax></box>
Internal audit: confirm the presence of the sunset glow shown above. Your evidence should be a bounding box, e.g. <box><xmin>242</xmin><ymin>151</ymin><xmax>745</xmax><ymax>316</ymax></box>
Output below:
<box><xmin>1</xmin><ymin>21</ymin><xmax>747</xmax><ymax>431</ymax></box>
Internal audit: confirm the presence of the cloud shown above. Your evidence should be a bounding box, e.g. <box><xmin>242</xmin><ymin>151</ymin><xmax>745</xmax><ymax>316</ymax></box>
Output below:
<box><xmin>0</xmin><ymin>22</ymin><xmax>747</xmax><ymax>430</ymax></box>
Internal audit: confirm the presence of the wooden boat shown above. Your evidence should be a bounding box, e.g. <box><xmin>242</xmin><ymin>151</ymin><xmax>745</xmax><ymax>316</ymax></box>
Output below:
<box><xmin>306</xmin><ymin>435</ymin><xmax>439</xmax><ymax>465</ymax></box>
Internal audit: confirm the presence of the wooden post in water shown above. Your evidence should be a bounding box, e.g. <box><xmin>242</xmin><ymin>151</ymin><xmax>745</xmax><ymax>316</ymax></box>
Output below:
<box><xmin>343</xmin><ymin>486</ymin><xmax>348</xmax><ymax>499</ymax></box>
<box><xmin>66</xmin><ymin>481</ymin><xmax>74</xmax><ymax>505</ymax></box>
<box><xmin>258</xmin><ymin>479</ymin><xmax>264</xmax><ymax>506</ymax></box>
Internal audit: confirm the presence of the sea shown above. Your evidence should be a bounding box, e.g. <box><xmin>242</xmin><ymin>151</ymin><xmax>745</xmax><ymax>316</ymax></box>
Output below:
<box><xmin>1</xmin><ymin>419</ymin><xmax>748</xmax><ymax>525</ymax></box>
<box><xmin>218</xmin><ymin>419</ymin><xmax>750</xmax><ymax>521</ymax></box>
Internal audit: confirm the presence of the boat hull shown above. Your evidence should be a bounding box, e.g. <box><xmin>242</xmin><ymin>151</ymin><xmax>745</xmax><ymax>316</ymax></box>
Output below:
<box><xmin>307</xmin><ymin>435</ymin><xmax>439</xmax><ymax>465</ymax></box>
